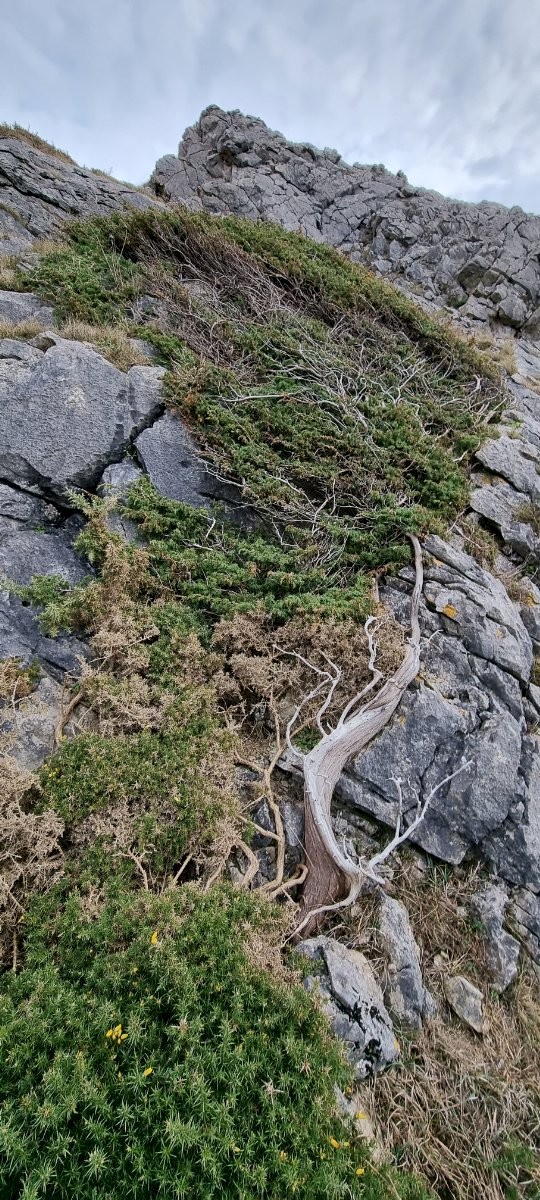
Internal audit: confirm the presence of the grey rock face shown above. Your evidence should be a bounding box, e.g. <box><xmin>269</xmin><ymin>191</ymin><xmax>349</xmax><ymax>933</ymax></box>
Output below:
<box><xmin>0</xmin><ymin>291</ymin><xmax>55</xmax><ymax>328</ymax></box>
<box><xmin>423</xmin><ymin>535</ymin><xmax>533</xmax><ymax>683</ymax></box>
<box><xmin>509</xmin><ymin>889</ymin><xmax>540</xmax><ymax>966</ymax></box>
<box><xmin>470</xmin><ymin>882</ymin><xmax>521</xmax><ymax>992</ymax></box>
<box><xmin>1</xmin><ymin>671</ymin><xmax>63</xmax><ymax>771</ymax></box>
<box><xmin>0</xmin><ymin>589</ymin><xmax>87</xmax><ymax>678</ymax></box>
<box><xmin>152</xmin><ymin>106</ymin><xmax>540</xmax><ymax>330</ymax></box>
<box><xmin>135</xmin><ymin>412</ymin><xmax>215</xmax><ymax>508</ymax></box>
<box><xmin>135</xmin><ymin>410</ymin><xmax>257</xmax><ymax>527</ymax></box>
<box><xmin>0</xmin><ymin>335</ymin><xmax>164</xmax><ymax>499</ymax></box>
<box><xmin>0</xmin><ymin>528</ymin><xmax>89</xmax><ymax>587</ymax></box>
<box><xmin>335</xmin><ymin>534</ymin><xmax>540</xmax><ymax>894</ymax></box>
<box><xmin>299</xmin><ymin>936</ymin><xmax>399</xmax><ymax>1078</ymax></box>
<box><xmin>475</xmin><ymin>436</ymin><xmax>540</xmax><ymax>503</ymax></box>
<box><xmin>443</xmin><ymin>975</ymin><xmax>485</xmax><ymax>1033</ymax></box>
<box><xmin>98</xmin><ymin>460</ymin><xmax>143</xmax><ymax>542</ymax></box>
<box><xmin>377</xmin><ymin>895</ymin><xmax>437</xmax><ymax>1027</ymax></box>
<box><xmin>0</xmin><ymin>134</ymin><xmax>160</xmax><ymax>256</ymax></box>
<box><xmin>469</xmin><ymin>482</ymin><xmax>540</xmax><ymax>561</ymax></box>
<box><xmin>0</xmin><ymin>483</ymin><xmax>58</xmax><ymax>537</ymax></box>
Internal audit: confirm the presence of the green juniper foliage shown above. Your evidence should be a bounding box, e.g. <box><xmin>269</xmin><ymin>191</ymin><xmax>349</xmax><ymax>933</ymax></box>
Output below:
<box><xmin>25</xmin><ymin>207</ymin><xmax>502</xmax><ymax>581</ymax></box>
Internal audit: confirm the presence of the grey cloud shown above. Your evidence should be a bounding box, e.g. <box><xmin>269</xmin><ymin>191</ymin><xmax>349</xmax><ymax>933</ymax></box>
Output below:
<box><xmin>1</xmin><ymin>0</ymin><xmax>539</xmax><ymax>212</ymax></box>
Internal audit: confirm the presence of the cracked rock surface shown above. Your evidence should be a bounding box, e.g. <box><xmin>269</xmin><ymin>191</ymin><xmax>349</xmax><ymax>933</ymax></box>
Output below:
<box><xmin>299</xmin><ymin>936</ymin><xmax>399</xmax><ymax>1078</ymax></box>
<box><xmin>0</xmin><ymin>135</ymin><xmax>160</xmax><ymax>257</ymax></box>
<box><xmin>153</xmin><ymin>106</ymin><xmax>540</xmax><ymax>331</ymax></box>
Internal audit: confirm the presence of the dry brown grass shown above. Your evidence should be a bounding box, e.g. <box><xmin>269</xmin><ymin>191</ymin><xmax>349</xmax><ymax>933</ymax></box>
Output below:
<box><xmin>0</xmin><ymin>317</ymin><xmax>42</xmax><ymax>340</ymax></box>
<box><xmin>347</xmin><ymin>858</ymin><xmax>540</xmax><ymax>1199</ymax></box>
<box><xmin>0</xmin><ymin>254</ymin><xmax>20</xmax><ymax>290</ymax></box>
<box><xmin>0</xmin><ymin>123</ymin><xmax>74</xmax><ymax>164</ymax></box>
<box><xmin>59</xmin><ymin>319</ymin><xmax>151</xmax><ymax>371</ymax></box>
<box><xmin>467</xmin><ymin>329</ymin><xmax>518</xmax><ymax>378</ymax></box>
<box><xmin>0</xmin><ymin>755</ymin><xmax>64</xmax><ymax>967</ymax></box>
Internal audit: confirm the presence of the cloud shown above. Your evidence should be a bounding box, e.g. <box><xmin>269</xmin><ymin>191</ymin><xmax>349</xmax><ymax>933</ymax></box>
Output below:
<box><xmin>1</xmin><ymin>0</ymin><xmax>539</xmax><ymax>211</ymax></box>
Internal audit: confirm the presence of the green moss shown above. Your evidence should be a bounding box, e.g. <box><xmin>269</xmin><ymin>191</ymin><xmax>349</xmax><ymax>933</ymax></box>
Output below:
<box><xmin>0</xmin><ymin>883</ymin><xmax>432</xmax><ymax>1200</ymax></box>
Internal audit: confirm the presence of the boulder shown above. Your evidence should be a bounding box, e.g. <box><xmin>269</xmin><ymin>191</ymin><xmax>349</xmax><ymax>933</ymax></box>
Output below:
<box><xmin>0</xmin><ymin>335</ymin><xmax>164</xmax><ymax>499</ymax></box>
<box><xmin>475</xmin><ymin>437</ymin><xmax>540</xmax><ymax>504</ymax></box>
<box><xmin>0</xmin><ymin>291</ymin><xmax>55</xmax><ymax>328</ymax></box>
<box><xmin>470</xmin><ymin>882</ymin><xmax>521</xmax><ymax>992</ymax></box>
<box><xmin>443</xmin><ymin>975</ymin><xmax>485</xmax><ymax>1033</ymax></box>
<box><xmin>0</xmin><ymin>483</ymin><xmax>58</xmax><ymax>537</ymax></box>
<box><xmin>135</xmin><ymin>410</ymin><xmax>257</xmax><ymax>527</ymax></box>
<box><xmin>298</xmin><ymin>936</ymin><xmax>399</xmax><ymax>1078</ymax></box>
<box><xmin>377</xmin><ymin>894</ymin><xmax>437</xmax><ymax>1027</ymax></box>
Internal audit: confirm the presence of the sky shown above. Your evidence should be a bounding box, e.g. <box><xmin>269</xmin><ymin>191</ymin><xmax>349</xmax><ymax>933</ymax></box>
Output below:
<box><xmin>2</xmin><ymin>0</ymin><xmax>540</xmax><ymax>213</ymax></box>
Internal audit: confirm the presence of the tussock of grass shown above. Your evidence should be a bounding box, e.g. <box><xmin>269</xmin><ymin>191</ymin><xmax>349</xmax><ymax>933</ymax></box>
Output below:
<box><xmin>0</xmin><ymin>253</ymin><xmax>21</xmax><ymax>290</ymax></box>
<box><xmin>0</xmin><ymin>122</ymin><xmax>75</xmax><ymax>163</ymax></box>
<box><xmin>0</xmin><ymin>317</ymin><xmax>42</xmax><ymax>340</ymax></box>
<box><xmin>59</xmin><ymin>319</ymin><xmax>151</xmax><ymax>371</ymax></box>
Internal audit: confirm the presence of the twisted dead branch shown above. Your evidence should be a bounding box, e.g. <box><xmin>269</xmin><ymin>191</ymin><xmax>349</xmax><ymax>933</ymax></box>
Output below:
<box><xmin>291</xmin><ymin>534</ymin><xmax>426</xmax><ymax>935</ymax></box>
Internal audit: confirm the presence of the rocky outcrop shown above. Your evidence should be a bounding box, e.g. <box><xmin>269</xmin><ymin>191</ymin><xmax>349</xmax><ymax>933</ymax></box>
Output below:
<box><xmin>299</xmin><ymin>936</ymin><xmax>400</xmax><ymax>1078</ymax></box>
<box><xmin>152</xmin><ymin>106</ymin><xmax>540</xmax><ymax>331</ymax></box>
<box><xmin>0</xmin><ymin>335</ymin><xmax>165</xmax><ymax>500</ymax></box>
<box><xmin>377</xmin><ymin>895</ymin><xmax>437</xmax><ymax>1027</ymax></box>
<box><xmin>0</xmin><ymin>135</ymin><xmax>159</xmax><ymax>258</ymax></box>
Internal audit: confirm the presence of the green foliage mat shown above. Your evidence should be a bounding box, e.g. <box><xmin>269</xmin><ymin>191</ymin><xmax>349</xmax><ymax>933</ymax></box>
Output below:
<box><xmin>0</xmin><ymin>883</ymin><xmax>432</xmax><ymax>1200</ymax></box>
<box><xmin>25</xmin><ymin>206</ymin><xmax>502</xmax><ymax>588</ymax></box>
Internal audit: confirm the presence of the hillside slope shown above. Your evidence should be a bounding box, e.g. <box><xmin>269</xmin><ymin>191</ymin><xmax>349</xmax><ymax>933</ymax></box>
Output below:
<box><xmin>0</xmin><ymin>120</ymin><xmax>539</xmax><ymax>1200</ymax></box>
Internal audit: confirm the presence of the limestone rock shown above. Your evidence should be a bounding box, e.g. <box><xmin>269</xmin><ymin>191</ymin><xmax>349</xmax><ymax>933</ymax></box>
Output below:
<box><xmin>1</xmin><ymin>671</ymin><xmax>63</xmax><ymax>771</ymax></box>
<box><xmin>509</xmin><ymin>889</ymin><xmax>540</xmax><ymax>966</ymax></box>
<box><xmin>0</xmin><ymin>589</ymin><xmax>87</xmax><ymax>678</ymax></box>
<box><xmin>470</xmin><ymin>882</ymin><xmax>521</xmax><ymax>992</ymax></box>
<box><xmin>0</xmin><ymin>291</ymin><xmax>55</xmax><ymax>328</ymax></box>
<box><xmin>152</xmin><ymin>106</ymin><xmax>540</xmax><ymax>329</ymax></box>
<box><xmin>0</xmin><ymin>528</ymin><xmax>89</xmax><ymax>587</ymax></box>
<box><xmin>377</xmin><ymin>894</ymin><xmax>437</xmax><ymax>1027</ymax></box>
<box><xmin>0</xmin><ymin>335</ymin><xmax>164</xmax><ymax>499</ymax></box>
<box><xmin>98</xmin><ymin>460</ymin><xmax>143</xmax><ymax>542</ymax></box>
<box><xmin>299</xmin><ymin>936</ymin><xmax>399</xmax><ymax>1078</ymax></box>
<box><xmin>0</xmin><ymin>483</ymin><xmax>58</xmax><ymax>537</ymax></box>
<box><xmin>443</xmin><ymin>975</ymin><xmax>485</xmax><ymax>1033</ymax></box>
<box><xmin>475</xmin><ymin>437</ymin><xmax>540</xmax><ymax>504</ymax></box>
<box><xmin>135</xmin><ymin>410</ymin><xmax>257</xmax><ymax>527</ymax></box>
<box><xmin>0</xmin><ymin>132</ymin><xmax>160</xmax><ymax>256</ymax></box>
<box><xmin>423</xmin><ymin>535</ymin><xmax>533</xmax><ymax>683</ymax></box>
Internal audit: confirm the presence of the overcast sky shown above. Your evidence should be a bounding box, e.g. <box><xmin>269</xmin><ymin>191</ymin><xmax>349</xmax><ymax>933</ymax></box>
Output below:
<box><xmin>2</xmin><ymin>0</ymin><xmax>539</xmax><ymax>212</ymax></box>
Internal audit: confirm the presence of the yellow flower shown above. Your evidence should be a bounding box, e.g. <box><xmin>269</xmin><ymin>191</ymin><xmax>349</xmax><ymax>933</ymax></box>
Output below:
<box><xmin>328</xmin><ymin>1137</ymin><xmax>341</xmax><ymax>1149</ymax></box>
<box><xmin>143</xmin><ymin>1067</ymin><xmax>153</xmax><ymax>1077</ymax></box>
<box><xmin>231</xmin><ymin>1145</ymin><xmax>241</xmax><ymax>1154</ymax></box>
<box><xmin>119</xmin><ymin>1033</ymin><xmax>128</xmax><ymax>1042</ymax></box>
<box><xmin>114</xmin><ymin>1024</ymin><xmax>123</xmax><ymax>1037</ymax></box>
<box><xmin>150</xmin><ymin>931</ymin><xmax>159</xmax><ymax>945</ymax></box>
<box><xmin>279</xmin><ymin>1151</ymin><xmax>288</xmax><ymax>1161</ymax></box>
<box><xmin>355</xmin><ymin>1111</ymin><xmax>367</xmax><ymax>1120</ymax></box>
<box><xmin>341</xmin><ymin>1141</ymin><xmax>350</xmax><ymax>1148</ymax></box>
<box><xmin>105</xmin><ymin>1029</ymin><xmax>114</xmax><ymax>1039</ymax></box>
<box><xmin>356</xmin><ymin>1167</ymin><xmax>365</xmax><ymax>1176</ymax></box>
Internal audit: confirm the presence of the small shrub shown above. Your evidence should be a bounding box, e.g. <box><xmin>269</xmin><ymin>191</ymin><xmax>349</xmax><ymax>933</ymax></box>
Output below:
<box><xmin>0</xmin><ymin>883</ymin><xmax>431</xmax><ymax>1199</ymax></box>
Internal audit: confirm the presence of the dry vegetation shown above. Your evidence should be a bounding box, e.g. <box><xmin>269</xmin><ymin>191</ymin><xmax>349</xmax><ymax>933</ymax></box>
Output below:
<box><xmin>0</xmin><ymin>122</ymin><xmax>75</xmax><ymax>163</ymax></box>
<box><xmin>59</xmin><ymin>318</ymin><xmax>152</xmax><ymax>370</ymax></box>
<box><xmin>354</xmin><ymin>859</ymin><xmax>540</xmax><ymax>1200</ymax></box>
